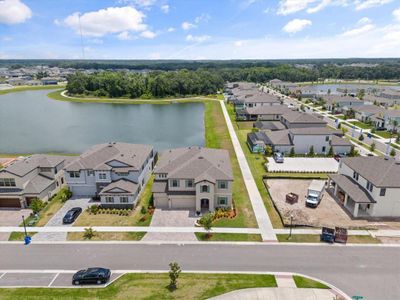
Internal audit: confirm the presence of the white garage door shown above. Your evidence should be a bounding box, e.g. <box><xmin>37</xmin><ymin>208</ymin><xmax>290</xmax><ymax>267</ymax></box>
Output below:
<box><xmin>71</xmin><ymin>185</ymin><xmax>97</xmax><ymax>196</ymax></box>
<box><xmin>154</xmin><ymin>195</ymin><xmax>169</xmax><ymax>209</ymax></box>
<box><xmin>171</xmin><ymin>197</ymin><xmax>196</xmax><ymax>209</ymax></box>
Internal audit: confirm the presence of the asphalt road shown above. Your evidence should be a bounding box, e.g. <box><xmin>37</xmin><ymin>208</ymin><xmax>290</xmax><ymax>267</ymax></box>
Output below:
<box><xmin>0</xmin><ymin>243</ymin><xmax>398</xmax><ymax>299</ymax></box>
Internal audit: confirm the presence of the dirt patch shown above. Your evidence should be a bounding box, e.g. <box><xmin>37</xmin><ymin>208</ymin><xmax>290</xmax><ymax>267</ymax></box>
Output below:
<box><xmin>265</xmin><ymin>179</ymin><xmax>400</xmax><ymax>229</ymax></box>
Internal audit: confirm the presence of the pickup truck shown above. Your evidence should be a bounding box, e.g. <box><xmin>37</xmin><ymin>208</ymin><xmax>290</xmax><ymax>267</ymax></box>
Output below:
<box><xmin>305</xmin><ymin>180</ymin><xmax>325</xmax><ymax>208</ymax></box>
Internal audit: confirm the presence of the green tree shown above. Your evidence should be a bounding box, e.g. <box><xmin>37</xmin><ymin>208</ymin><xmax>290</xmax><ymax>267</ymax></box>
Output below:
<box><xmin>349</xmin><ymin>145</ymin><xmax>356</xmax><ymax>157</ymax></box>
<box><xmin>289</xmin><ymin>147</ymin><xmax>295</xmax><ymax>157</ymax></box>
<box><xmin>168</xmin><ymin>262</ymin><xmax>182</xmax><ymax>290</ymax></box>
<box><xmin>29</xmin><ymin>198</ymin><xmax>45</xmax><ymax>214</ymax></box>
<box><xmin>83</xmin><ymin>227</ymin><xmax>96</xmax><ymax>240</ymax></box>
<box><xmin>358</xmin><ymin>134</ymin><xmax>364</xmax><ymax>141</ymax></box>
<box><xmin>264</xmin><ymin>146</ymin><xmax>273</xmax><ymax>156</ymax></box>
<box><xmin>390</xmin><ymin>148</ymin><xmax>396</xmax><ymax>157</ymax></box>
<box><xmin>370</xmin><ymin>142</ymin><xmax>376</xmax><ymax>152</ymax></box>
<box><xmin>308</xmin><ymin>146</ymin><xmax>315</xmax><ymax>157</ymax></box>
<box><xmin>327</xmin><ymin>146</ymin><xmax>334</xmax><ymax>156</ymax></box>
<box><xmin>201</xmin><ymin>213</ymin><xmax>213</xmax><ymax>239</ymax></box>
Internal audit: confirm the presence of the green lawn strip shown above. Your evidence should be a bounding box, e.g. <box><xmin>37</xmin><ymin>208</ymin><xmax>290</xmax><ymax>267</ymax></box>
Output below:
<box><xmin>8</xmin><ymin>232</ymin><xmax>37</xmax><ymax>241</ymax></box>
<box><xmin>205</xmin><ymin>101</ymin><xmax>257</xmax><ymax>228</ymax></box>
<box><xmin>293</xmin><ymin>275</ymin><xmax>329</xmax><ymax>289</ymax></box>
<box><xmin>0</xmin><ymin>273</ymin><xmax>277</xmax><ymax>300</ymax></box>
<box><xmin>67</xmin><ymin>232</ymin><xmax>145</xmax><ymax>241</ymax></box>
<box><xmin>348</xmin><ymin>121</ymin><xmax>373</xmax><ymax>130</ymax></box>
<box><xmin>374</xmin><ymin>131</ymin><xmax>397</xmax><ymax>139</ymax></box>
<box><xmin>0</xmin><ymin>85</ymin><xmax>65</xmax><ymax>96</ymax></box>
<box><xmin>265</xmin><ymin>172</ymin><xmax>329</xmax><ymax>180</ymax></box>
<box><xmin>277</xmin><ymin>234</ymin><xmax>380</xmax><ymax>244</ymax></box>
<box><xmin>195</xmin><ymin>232</ymin><xmax>262</xmax><ymax>242</ymax></box>
<box><xmin>74</xmin><ymin>176</ymin><xmax>155</xmax><ymax>227</ymax></box>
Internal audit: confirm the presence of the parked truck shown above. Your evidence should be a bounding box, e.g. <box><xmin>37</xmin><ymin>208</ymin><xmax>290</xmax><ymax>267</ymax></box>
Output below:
<box><xmin>305</xmin><ymin>180</ymin><xmax>325</xmax><ymax>208</ymax></box>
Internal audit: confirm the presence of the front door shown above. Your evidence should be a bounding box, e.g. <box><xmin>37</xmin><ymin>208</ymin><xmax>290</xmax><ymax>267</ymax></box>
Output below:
<box><xmin>201</xmin><ymin>198</ymin><xmax>209</xmax><ymax>211</ymax></box>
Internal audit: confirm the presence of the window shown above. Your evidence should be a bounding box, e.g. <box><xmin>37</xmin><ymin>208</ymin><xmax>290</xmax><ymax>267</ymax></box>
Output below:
<box><xmin>366</xmin><ymin>181</ymin><xmax>373</xmax><ymax>192</ymax></box>
<box><xmin>40</xmin><ymin>167</ymin><xmax>52</xmax><ymax>172</ymax></box>
<box><xmin>171</xmin><ymin>179</ymin><xmax>179</xmax><ymax>188</ymax></box>
<box><xmin>353</xmin><ymin>171</ymin><xmax>359</xmax><ymax>181</ymax></box>
<box><xmin>185</xmin><ymin>179</ymin><xmax>194</xmax><ymax>188</ymax></box>
<box><xmin>218</xmin><ymin>196</ymin><xmax>228</xmax><ymax>206</ymax></box>
<box><xmin>87</xmin><ymin>170</ymin><xmax>94</xmax><ymax>176</ymax></box>
<box><xmin>105</xmin><ymin>196</ymin><xmax>114</xmax><ymax>203</ymax></box>
<box><xmin>380</xmin><ymin>188</ymin><xmax>386</xmax><ymax>196</ymax></box>
<box><xmin>120</xmin><ymin>196</ymin><xmax>129</xmax><ymax>203</ymax></box>
<box><xmin>201</xmin><ymin>185</ymin><xmax>209</xmax><ymax>193</ymax></box>
<box><xmin>218</xmin><ymin>181</ymin><xmax>228</xmax><ymax>189</ymax></box>
<box><xmin>322</xmin><ymin>146</ymin><xmax>326</xmax><ymax>152</ymax></box>
<box><xmin>69</xmin><ymin>171</ymin><xmax>80</xmax><ymax>178</ymax></box>
<box><xmin>325</xmin><ymin>136</ymin><xmax>329</xmax><ymax>142</ymax></box>
<box><xmin>99</xmin><ymin>173</ymin><xmax>107</xmax><ymax>180</ymax></box>
<box><xmin>0</xmin><ymin>178</ymin><xmax>16</xmax><ymax>187</ymax></box>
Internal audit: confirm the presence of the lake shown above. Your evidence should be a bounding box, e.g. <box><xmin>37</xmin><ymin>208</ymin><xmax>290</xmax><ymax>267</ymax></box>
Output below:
<box><xmin>0</xmin><ymin>90</ymin><xmax>205</xmax><ymax>154</ymax></box>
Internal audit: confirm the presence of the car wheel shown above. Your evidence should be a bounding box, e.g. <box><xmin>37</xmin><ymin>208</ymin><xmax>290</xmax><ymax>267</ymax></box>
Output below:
<box><xmin>74</xmin><ymin>280</ymin><xmax>80</xmax><ymax>285</ymax></box>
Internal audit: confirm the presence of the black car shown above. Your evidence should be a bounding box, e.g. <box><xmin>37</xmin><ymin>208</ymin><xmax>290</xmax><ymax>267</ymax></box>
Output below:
<box><xmin>62</xmin><ymin>207</ymin><xmax>82</xmax><ymax>224</ymax></box>
<box><xmin>72</xmin><ymin>268</ymin><xmax>111</xmax><ymax>285</ymax></box>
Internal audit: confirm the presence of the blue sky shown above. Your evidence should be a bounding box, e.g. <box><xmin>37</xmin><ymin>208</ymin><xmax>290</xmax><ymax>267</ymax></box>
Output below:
<box><xmin>1</xmin><ymin>0</ymin><xmax>400</xmax><ymax>59</ymax></box>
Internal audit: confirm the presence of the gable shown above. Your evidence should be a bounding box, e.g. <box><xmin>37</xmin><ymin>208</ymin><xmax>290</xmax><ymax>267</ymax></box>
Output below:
<box><xmin>104</xmin><ymin>187</ymin><xmax>129</xmax><ymax>193</ymax></box>
<box><xmin>106</xmin><ymin>160</ymin><xmax>131</xmax><ymax>168</ymax></box>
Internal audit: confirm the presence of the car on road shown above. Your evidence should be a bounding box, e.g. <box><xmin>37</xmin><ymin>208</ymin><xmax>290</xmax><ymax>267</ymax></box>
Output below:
<box><xmin>62</xmin><ymin>207</ymin><xmax>82</xmax><ymax>224</ymax></box>
<box><xmin>72</xmin><ymin>267</ymin><xmax>111</xmax><ymax>285</ymax></box>
<box><xmin>273</xmin><ymin>152</ymin><xmax>284</xmax><ymax>163</ymax></box>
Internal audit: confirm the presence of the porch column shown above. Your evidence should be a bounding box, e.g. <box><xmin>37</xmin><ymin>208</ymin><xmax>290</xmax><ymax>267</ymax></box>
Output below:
<box><xmin>344</xmin><ymin>193</ymin><xmax>348</xmax><ymax>206</ymax></box>
<box><xmin>353</xmin><ymin>203</ymin><xmax>359</xmax><ymax>217</ymax></box>
<box><xmin>19</xmin><ymin>197</ymin><xmax>26</xmax><ymax>209</ymax></box>
<box><xmin>334</xmin><ymin>183</ymin><xmax>338</xmax><ymax>196</ymax></box>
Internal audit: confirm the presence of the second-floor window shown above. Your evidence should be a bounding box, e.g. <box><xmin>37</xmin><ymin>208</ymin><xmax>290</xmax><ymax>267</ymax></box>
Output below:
<box><xmin>325</xmin><ymin>136</ymin><xmax>329</xmax><ymax>142</ymax></box>
<box><xmin>185</xmin><ymin>179</ymin><xmax>194</xmax><ymax>188</ymax></box>
<box><xmin>366</xmin><ymin>181</ymin><xmax>373</xmax><ymax>192</ymax></box>
<box><xmin>201</xmin><ymin>185</ymin><xmax>209</xmax><ymax>193</ymax></box>
<box><xmin>0</xmin><ymin>178</ymin><xmax>16</xmax><ymax>187</ymax></box>
<box><xmin>218</xmin><ymin>181</ymin><xmax>228</xmax><ymax>189</ymax></box>
<box><xmin>120</xmin><ymin>196</ymin><xmax>129</xmax><ymax>203</ymax></box>
<box><xmin>171</xmin><ymin>179</ymin><xmax>179</xmax><ymax>188</ymax></box>
<box><xmin>353</xmin><ymin>171</ymin><xmax>359</xmax><ymax>181</ymax></box>
<box><xmin>380</xmin><ymin>188</ymin><xmax>386</xmax><ymax>196</ymax></box>
<box><xmin>87</xmin><ymin>170</ymin><xmax>94</xmax><ymax>176</ymax></box>
<box><xmin>99</xmin><ymin>173</ymin><xmax>107</xmax><ymax>180</ymax></box>
<box><xmin>69</xmin><ymin>171</ymin><xmax>80</xmax><ymax>178</ymax></box>
<box><xmin>105</xmin><ymin>196</ymin><xmax>114</xmax><ymax>203</ymax></box>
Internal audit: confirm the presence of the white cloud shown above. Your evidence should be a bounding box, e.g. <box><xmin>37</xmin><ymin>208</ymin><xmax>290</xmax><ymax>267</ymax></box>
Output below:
<box><xmin>186</xmin><ymin>34</ymin><xmax>210</xmax><ymax>43</ymax></box>
<box><xmin>354</xmin><ymin>0</ymin><xmax>393</xmax><ymax>10</ymax></box>
<box><xmin>277</xmin><ymin>0</ymin><xmax>316</xmax><ymax>15</ymax></box>
<box><xmin>393</xmin><ymin>7</ymin><xmax>400</xmax><ymax>22</ymax></box>
<box><xmin>117</xmin><ymin>31</ymin><xmax>133</xmax><ymax>40</ymax></box>
<box><xmin>181</xmin><ymin>21</ymin><xmax>196</xmax><ymax>30</ymax></box>
<box><xmin>161</xmin><ymin>4</ymin><xmax>169</xmax><ymax>13</ymax></box>
<box><xmin>307</xmin><ymin>0</ymin><xmax>333</xmax><ymax>13</ymax></box>
<box><xmin>341</xmin><ymin>17</ymin><xmax>375</xmax><ymax>36</ymax></box>
<box><xmin>167</xmin><ymin>27</ymin><xmax>175</xmax><ymax>32</ymax></box>
<box><xmin>195</xmin><ymin>13</ymin><xmax>211</xmax><ymax>24</ymax></box>
<box><xmin>119</xmin><ymin>0</ymin><xmax>156</xmax><ymax>7</ymax></box>
<box><xmin>61</xmin><ymin>6</ymin><xmax>147</xmax><ymax>37</ymax></box>
<box><xmin>283</xmin><ymin>19</ymin><xmax>312</xmax><ymax>33</ymax></box>
<box><xmin>140</xmin><ymin>30</ymin><xmax>156</xmax><ymax>38</ymax></box>
<box><xmin>89</xmin><ymin>38</ymin><xmax>103</xmax><ymax>44</ymax></box>
<box><xmin>234</xmin><ymin>40</ymin><xmax>245</xmax><ymax>47</ymax></box>
<box><xmin>0</xmin><ymin>0</ymin><xmax>32</xmax><ymax>24</ymax></box>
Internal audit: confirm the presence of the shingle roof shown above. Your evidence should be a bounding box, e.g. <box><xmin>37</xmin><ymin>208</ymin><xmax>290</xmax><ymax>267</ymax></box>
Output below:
<box><xmin>254</xmin><ymin>121</ymin><xmax>286</xmax><ymax>131</ymax></box>
<box><xmin>99</xmin><ymin>179</ymin><xmax>138</xmax><ymax>195</ymax></box>
<box><xmin>65</xmin><ymin>143</ymin><xmax>153</xmax><ymax>172</ymax></box>
<box><xmin>245</xmin><ymin>105</ymin><xmax>292</xmax><ymax>115</ymax></box>
<box><xmin>289</xmin><ymin>127</ymin><xmax>342</xmax><ymax>136</ymax></box>
<box><xmin>352</xmin><ymin>105</ymin><xmax>385</xmax><ymax>116</ymax></box>
<box><xmin>330</xmin><ymin>135</ymin><xmax>352</xmax><ymax>146</ymax></box>
<box><xmin>341</xmin><ymin>157</ymin><xmax>400</xmax><ymax>188</ymax></box>
<box><xmin>264</xmin><ymin>130</ymin><xmax>292</xmax><ymax>146</ymax></box>
<box><xmin>323</xmin><ymin>95</ymin><xmax>364</xmax><ymax>105</ymax></box>
<box><xmin>328</xmin><ymin>174</ymin><xmax>376</xmax><ymax>203</ymax></box>
<box><xmin>154</xmin><ymin>147</ymin><xmax>233</xmax><ymax>182</ymax></box>
<box><xmin>23</xmin><ymin>174</ymin><xmax>54</xmax><ymax>194</ymax></box>
<box><xmin>282</xmin><ymin>111</ymin><xmax>326</xmax><ymax>124</ymax></box>
<box><xmin>241</xmin><ymin>93</ymin><xmax>281</xmax><ymax>104</ymax></box>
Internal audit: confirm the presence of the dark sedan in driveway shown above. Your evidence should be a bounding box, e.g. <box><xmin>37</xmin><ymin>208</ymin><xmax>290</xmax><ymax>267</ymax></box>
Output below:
<box><xmin>72</xmin><ymin>267</ymin><xmax>111</xmax><ymax>285</ymax></box>
<box><xmin>62</xmin><ymin>207</ymin><xmax>82</xmax><ymax>224</ymax></box>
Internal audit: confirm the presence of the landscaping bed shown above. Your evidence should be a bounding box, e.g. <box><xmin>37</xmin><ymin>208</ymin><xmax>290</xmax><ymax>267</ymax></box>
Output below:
<box><xmin>293</xmin><ymin>275</ymin><xmax>329</xmax><ymax>289</ymax></box>
<box><xmin>67</xmin><ymin>232</ymin><xmax>146</xmax><ymax>241</ymax></box>
<box><xmin>195</xmin><ymin>233</ymin><xmax>262</xmax><ymax>242</ymax></box>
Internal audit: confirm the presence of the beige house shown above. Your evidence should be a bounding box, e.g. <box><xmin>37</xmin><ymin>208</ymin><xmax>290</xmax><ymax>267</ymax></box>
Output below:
<box><xmin>152</xmin><ymin>147</ymin><xmax>233</xmax><ymax>212</ymax></box>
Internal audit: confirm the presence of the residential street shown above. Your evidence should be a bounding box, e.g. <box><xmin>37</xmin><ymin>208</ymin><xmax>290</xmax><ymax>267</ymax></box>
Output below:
<box><xmin>0</xmin><ymin>243</ymin><xmax>398</xmax><ymax>299</ymax></box>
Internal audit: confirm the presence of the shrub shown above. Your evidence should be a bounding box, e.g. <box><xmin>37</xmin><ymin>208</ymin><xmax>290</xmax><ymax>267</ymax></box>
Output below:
<box><xmin>358</xmin><ymin>134</ymin><xmax>364</xmax><ymax>141</ymax></box>
<box><xmin>307</xmin><ymin>146</ymin><xmax>315</xmax><ymax>157</ymax></box>
<box><xmin>289</xmin><ymin>147</ymin><xmax>295</xmax><ymax>157</ymax></box>
<box><xmin>390</xmin><ymin>148</ymin><xmax>396</xmax><ymax>157</ymax></box>
<box><xmin>370</xmin><ymin>142</ymin><xmax>376</xmax><ymax>152</ymax></box>
<box><xmin>169</xmin><ymin>262</ymin><xmax>181</xmax><ymax>290</ymax></box>
<box><xmin>83</xmin><ymin>227</ymin><xmax>96</xmax><ymax>240</ymax></box>
<box><xmin>264</xmin><ymin>145</ymin><xmax>273</xmax><ymax>156</ymax></box>
<box><xmin>140</xmin><ymin>206</ymin><xmax>147</xmax><ymax>215</ymax></box>
<box><xmin>327</xmin><ymin>146</ymin><xmax>334</xmax><ymax>157</ymax></box>
<box><xmin>29</xmin><ymin>198</ymin><xmax>45</xmax><ymax>214</ymax></box>
<box><xmin>90</xmin><ymin>205</ymin><xmax>99</xmax><ymax>215</ymax></box>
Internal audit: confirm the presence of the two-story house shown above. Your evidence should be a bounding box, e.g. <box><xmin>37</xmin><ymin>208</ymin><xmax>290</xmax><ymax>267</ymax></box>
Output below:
<box><xmin>152</xmin><ymin>147</ymin><xmax>233</xmax><ymax>212</ymax></box>
<box><xmin>64</xmin><ymin>142</ymin><xmax>155</xmax><ymax>208</ymax></box>
<box><xmin>0</xmin><ymin>155</ymin><xmax>74</xmax><ymax>208</ymax></box>
<box><xmin>323</xmin><ymin>95</ymin><xmax>364</xmax><ymax>113</ymax></box>
<box><xmin>328</xmin><ymin>157</ymin><xmax>400</xmax><ymax>217</ymax></box>
<box><xmin>235</xmin><ymin>93</ymin><xmax>281</xmax><ymax>110</ymax></box>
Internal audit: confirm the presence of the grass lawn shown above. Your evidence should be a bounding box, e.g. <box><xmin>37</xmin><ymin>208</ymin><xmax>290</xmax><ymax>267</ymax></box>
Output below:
<box><xmin>0</xmin><ymin>85</ymin><xmax>65</xmax><ymax>96</ymax></box>
<box><xmin>195</xmin><ymin>232</ymin><xmax>262</xmax><ymax>242</ymax></box>
<box><xmin>67</xmin><ymin>232</ymin><xmax>145</xmax><ymax>241</ymax></box>
<box><xmin>236</xmin><ymin>121</ymin><xmax>254</xmax><ymax>130</ymax></box>
<box><xmin>277</xmin><ymin>234</ymin><xmax>380</xmax><ymax>244</ymax></box>
<box><xmin>8</xmin><ymin>232</ymin><xmax>37</xmax><ymax>241</ymax></box>
<box><xmin>293</xmin><ymin>275</ymin><xmax>329</xmax><ymax>289</ymax></box>
<box><xmin>74</xmin><ymin>176</ymin><xmax>155</xmax><ymax>227</ymax></box>
<box><xmin>265</xmin><ymin>172</ymin><xmax>329</xmax><ymax>180</ymax></box>
<box><xmin>204</xmin><ymin>101</ymin><xmax>257</xmax><ymax>228</ymax></box>
<box><xmin>0</xmin><ymin>273</ymin><xmax>277</xmax><ymax>300</ymax></box>
<box><xmin>374</xmin><ymin>131</ymin><xmax>397</xmax><ymax>139</ymax></box>
<box><xmin>349</xmin><ymin>121</ymin><xmax>373</xmax><ymax>130</ymax></box>
<box><xmin>335</xmin><ymin>115</ymin><xmax>346</xmax><ymax>120</ymax></box>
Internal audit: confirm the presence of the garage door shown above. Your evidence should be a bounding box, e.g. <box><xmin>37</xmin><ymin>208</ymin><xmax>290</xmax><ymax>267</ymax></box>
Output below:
<box><xmin>0</xmin><ymin>198</ymin><xmax>21</xmax><ymax>208</ymax></box>
<box><xmin>71</xmin><ymin>185</ymin><xmax>97</xmax><ymax>197</ymax></box>
<box><xmin>154</xmin><ymin>195</ymin><xmax>168</xmax><ymax>209</ymax></box>
<box><xmin>171</xmin><ymin>197</ymin><xmax>196</xmax><ymax>209</ymax></box>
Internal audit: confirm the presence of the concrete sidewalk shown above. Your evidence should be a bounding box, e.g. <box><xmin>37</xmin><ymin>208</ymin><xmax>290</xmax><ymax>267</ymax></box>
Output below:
<box><xmin>220</xmin><ymin>100</ymin><xmax>276</xmax><ymax>242</ymax></box>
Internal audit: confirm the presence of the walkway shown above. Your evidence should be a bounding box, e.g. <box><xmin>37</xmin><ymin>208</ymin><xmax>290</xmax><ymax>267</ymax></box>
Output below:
<box><xmin>219</xmin><ymin>100</ymin><xmax>276</xmax><ymax>241</ymax></box>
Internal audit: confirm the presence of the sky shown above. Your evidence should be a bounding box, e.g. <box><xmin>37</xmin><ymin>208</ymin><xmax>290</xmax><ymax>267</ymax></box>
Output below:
<box><xmin>0</xmin><ymin>0</ymin><xmax>400</xmax><ymax>59</ymax></box>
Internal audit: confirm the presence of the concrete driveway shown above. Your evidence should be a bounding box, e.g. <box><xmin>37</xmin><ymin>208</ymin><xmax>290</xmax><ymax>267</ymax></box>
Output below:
<box><xmin>0</xmin><ymin>209</ymin><xmax>31</xmax><ymax>241</ymax></box>
<box><xmin>267</xmin><ymin>157</ymin><xmax>339</xmax><ymax>173</ymax></box>
<box><xmin>32</xmin><ymin>197</ymin><xmax>92</xmax><ymax>242</ymax></box>
<box><xmin>142</xmin><ymin>209</ymin><xmax>198</xmax><ymax>241</ymax></box>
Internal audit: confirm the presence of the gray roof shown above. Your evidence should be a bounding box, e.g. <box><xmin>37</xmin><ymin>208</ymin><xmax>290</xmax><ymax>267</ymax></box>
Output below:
<box><xmin>4</xmin><ymin>154</ymin><xmax>74</xmax><ymax>177</ymax></box>
<box><xmin>282</xmin><ymin>111</ymin><xmax>326</xmax><ymax>125</ymax></box>
<box><xmin>289</xmin><ymin>127</ymin><xmax>342</xmax><ymax>136</ymax></box>
<box><xmin>385</xmin><ymin>109</ymin><xmax>400</xmax><ymax>118</ymax></box>
<box><xmin>24</xmin><ymin>174</ymin><xmax>54</xmax><ymax>194</ymax></box>
<box><xmin>241</xmin><ymin>93</ymin><xmax>281</xmax><ymax>104</ymax></box>
<box><xmin>323</xmin><ymin>95</ymin><xmax>364</xmax><ymax>105</ymax></box>
<box><xmin>330</xmin><ymin>135</ymin><xmax>352</xmax><ymax>146</ymax></box>
<box><xmin>341</xmin><ymin>157</ymin><xmax>400</xmax><ymax>188</ymax></box>
<box><xmin>245</xmin><ymin>105</ymin><xmax>292</xmax><ymax>116</ymax></box>
<box><xmin>254</xmin><ymin>121</ymin><xmax>286</xmax><ymax>131</ymax></box>
<box><xmin>248</xmin><ymin>132</ymin><xmax>268</xmax><ymax>145</ymax></box>
<box><xmin>65</xmin><ymin>143</ymin><xmax>153</xmax><ymax>172</ymax></box>
<box><xmin>154</xmin><ymin>147</ymin><xmax>233</xmax><ymax>182</ymax></box>
<box><xmin>99</xmin><ymin>179</ymin><xmax>138</xmax><ymax>195</ymax></box>
<box><xmin>352</xmin><ymin>105</ymin><xmax>385</xmax><ymax>116</ymax></box>
<box><xmin>264</xmin><ymin>130</ymin><xmax>292</xmax><ymax>146</ymax></box>
<box><xmin>329</xmin><ymin>174</ymin><xmax>376</xmax><ymax>203</ymax></box>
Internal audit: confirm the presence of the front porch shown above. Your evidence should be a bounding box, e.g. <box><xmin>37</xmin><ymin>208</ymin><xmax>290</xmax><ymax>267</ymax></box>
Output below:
<box><xmin>327</xmin><ymin>174</ymin><xmax>376</xmax><ymax>218</ymax></box>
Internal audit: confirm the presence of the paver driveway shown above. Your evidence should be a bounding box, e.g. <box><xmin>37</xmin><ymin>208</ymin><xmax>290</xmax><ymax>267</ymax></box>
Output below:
<box><xmin>0</xmin><ymin>209</ymin><xmax>31</xmax><ymax>241</ymax></box>
<box><xmin>142</xmin><ymin>209</ymin><xmax>198</xmax><ymax>241</ymax></box>
<box><xmin>32</xmin><ymin>197</ymin><xmax>92</xmax><ymax>242</ymax></box>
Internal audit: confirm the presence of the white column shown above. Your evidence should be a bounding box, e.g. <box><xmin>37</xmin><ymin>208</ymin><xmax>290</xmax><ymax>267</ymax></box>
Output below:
<box><xmin>344</xmin><ymin>193</ymin><xmax>348</xmax><ymax>206</ymax></box>
<box><xmin>354</xmin><ymin>203</ymin><xmax>359</xmax><ymax>217</ymax></box>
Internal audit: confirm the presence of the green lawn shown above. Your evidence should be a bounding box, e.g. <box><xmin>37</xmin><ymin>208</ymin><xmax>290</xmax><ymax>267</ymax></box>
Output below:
<box><xmin>204</xmin><ymin>101</ymin><xmax>257</xmax><ymax>228</ymax></box>
<box><xmin>277</xmin><ymin>234</ymin><xmax>380</xmax><ymax>244</ymax></box>
<box><xmin>374</xmin><ymin>131</ymin><xmax>397</xmax><ymax>139</ymax></box>
<box><xmin>0</xmin><ymin>273</ymin><xmax>277</xmax><ymax>300</ymax></box>
<box><xmin>293</xmin><ymin>276</ymin><xmax>329</xmax><ymax>289</ymax></box>
<box><xmin>195</xmin><ymin>233</ymin><xmax>262</xmax><ymax>242</ymax></box>
<box><xmin>0</xmin><ymin>85</ymin><xmax>65</xmax><ymax>96</ymax></box>
<box><xmin>349</xmin><ymin>121</ymin><xmax>373</xmax><ymax>130</ymax></box>
<box><xmin>74</xmin><ymin>176</ymin><xmax>155</xmax><ymax>227</ymax></box>
<box><xmin>67</xmin><ymin>232</ymin><xmax>145</xmax><ymax>241</ymax></box>
<box><xmin>8</xmin><ymin>232</ymin><xmax>37</xmax><ymax>241</ymax></box>
<box><xmin>265</xmin><ymin>173</ymin><xmax>329</xmax><ymax>180</ymax></box>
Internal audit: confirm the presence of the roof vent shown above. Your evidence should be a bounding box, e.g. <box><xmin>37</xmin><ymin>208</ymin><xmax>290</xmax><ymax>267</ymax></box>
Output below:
<box><xmin>198</xmin><ymin>156</ymin><xmax>204</xmax><ymax>159</ymax></box>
